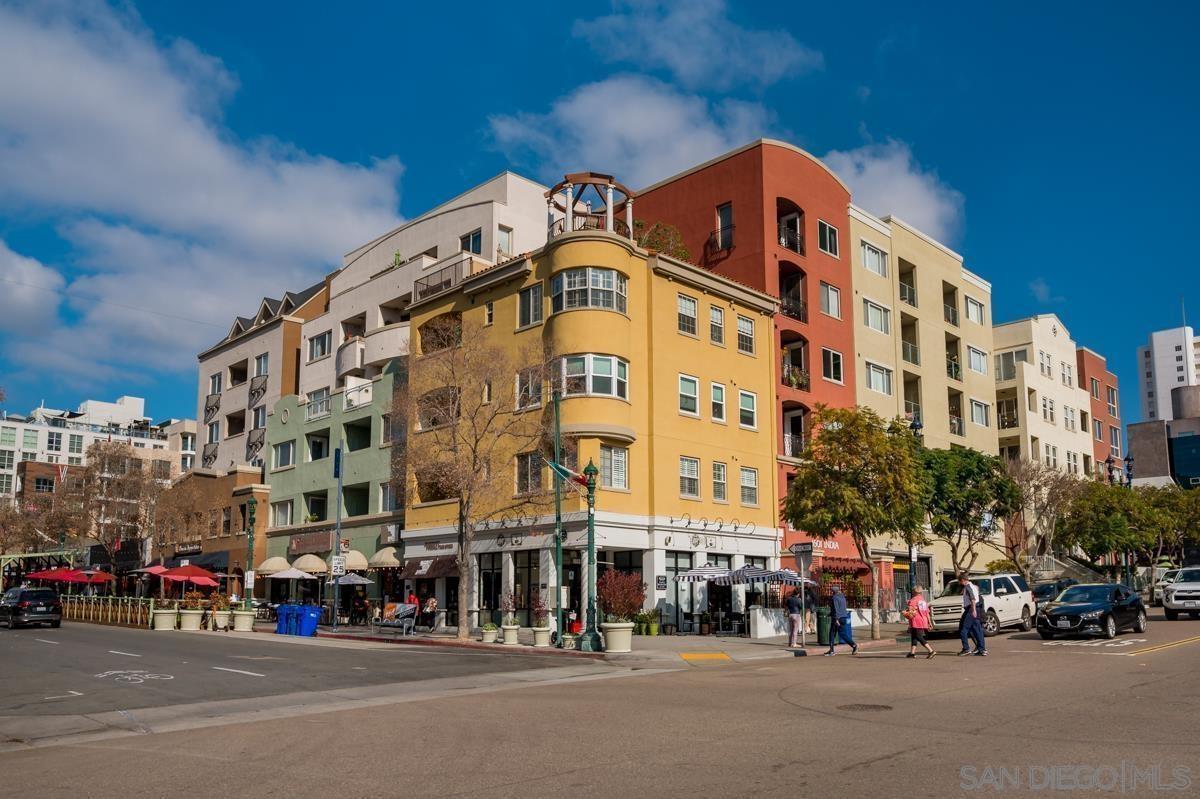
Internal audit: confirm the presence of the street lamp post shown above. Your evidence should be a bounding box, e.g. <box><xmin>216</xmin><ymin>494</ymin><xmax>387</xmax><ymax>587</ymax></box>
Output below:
<box><xmin>244</xmin><ymin>497</ymin><xmax>257</xmax><ymax>612</ymax></box>
<box><xmin>578</xmin><ymin>459</ymin><xmax>602</xmax><ymax>652</ymax></box>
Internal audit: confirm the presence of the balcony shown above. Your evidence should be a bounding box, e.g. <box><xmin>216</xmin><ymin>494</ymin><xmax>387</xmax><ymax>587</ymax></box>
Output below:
<box><xmin>344</xmin><ymin>383</ymin><xmax>374</xmax><ymax>411</ymax></box>
<box><xmin>204</xmin><ymin>393</ymin><xmax>220</xmax><ymax>423</ymax></box>
<box><xmin>780</xmin><ymin>295</ymin><xmax>808</xmax><ymax>323</ymax></box>
<box><xmin>944</xmin><ymin>303</ymin><xmax>959</xmax><ymax>326</ymax></box>
<box><xmin>949</xmin><ymin>415</ymin><xmax>965</xmax><ymax>436</ymax></box>
<box><xmin>999</xmin><ymin>413</ymin><xmax>1019</xmax><ymax>430</ymax></box>
<box><xmin>783</xmin><ymin>433</ymin><xmax>808</xmax><ymax>458</ymax></box>
<box><xmin>946</xmin><ymin>359</ymin><xmax>962</xmax><ymax>381</ymax></box>
<box><xmin>904</xmin><ymin>401</ymin><xmax>922</xmax><ymax>423</ymax></box>
<box><xmin>306</xmin><ymin>396</ymin><xmax>332</xmax><ymax>421</ymax></box>
<box><xmin>703</xmin><ymin>225</ymin><xmax>735</xmax><ymax>265</ymax></box>
<box><xmin>336</xmin><ymin>337</ymin><xmax>366</xmax><ymax>379</ymax></box>
<box><xmin>781</xmin><ymin>363</ymin><xmax>811</xmax><ymax>391</ymax></box>
<box><xmin>900</xmin><ymin>282</ymin><xmax>918</xmax><ymax>307</ymax></box>
<box><xmin>246</xmin><ymin>427</ymin><xmax>265</xmax><ymax>460</ymax></box>
<box><xmin>364</xmin><ymin>323</ymin><xmax>410</xmax><ymax>367</ymax></box>
<box><xmin>248</xmin><ymin>374</ymin><xmax>268</xmax><ymax>406</ymax></box>
<box><xmin>201</xmin><ymin>442</ymin><xmax>219</xmax><ymax>468</ymax></box>
<box><xmin>413</xmin><ymin>254</ymin><xmax>479</xmax><ymax>303</ymax></box>
<box><xmin>777</xmin><ymin>223</ymin><xmax>804</xmax><ymax>254</ymax></box>
<box><xmin>902</xmin><ymin>341</ymin><xmax>920</xmax><ymax>365</ymax></box>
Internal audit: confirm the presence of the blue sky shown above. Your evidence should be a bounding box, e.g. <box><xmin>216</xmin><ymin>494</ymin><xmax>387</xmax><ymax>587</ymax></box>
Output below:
<box><xmin>1</xmin><ymin>1</ymin><xmax>1197</xmax><ymax>426</ymax></box>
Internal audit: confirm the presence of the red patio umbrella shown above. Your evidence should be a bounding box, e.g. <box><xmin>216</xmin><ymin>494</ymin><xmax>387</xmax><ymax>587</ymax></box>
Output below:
<box><xmin>79</xmin><ymin>570</ymin><xmax>115</xmax><ymax>584</ymax></box>
<box><xmin>161</xmin><ymin>564</ymin><xmax>219</xmax><ymax>596</ymax></box>
<box><xmin>26</xmin><ymin>567</ymin><xmax>78</xmax><ymax>582</ymax></box>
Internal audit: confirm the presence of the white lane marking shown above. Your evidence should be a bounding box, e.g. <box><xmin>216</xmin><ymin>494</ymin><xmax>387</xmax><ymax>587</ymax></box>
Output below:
<box><xmin>35</xmin><ymin>639</ymin><xmax>59</xmax><ymax>645</ymax></box>
<box><xmin>212</xmin><ymin>666</ymin><xmax>265</xmax><ymax>677</ymax></box>
<box><xmin>43</xmin><ymin>691</ymin><xmax>83</xmax><ymax>700</ymax></box>
<box><xmin>108</xmin><ymin>650</ymin><xmax>142</xmax><ymax>657</ymax></box>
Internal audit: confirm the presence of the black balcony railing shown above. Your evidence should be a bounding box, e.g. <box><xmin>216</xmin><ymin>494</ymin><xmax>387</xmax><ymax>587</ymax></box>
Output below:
<box><xmin>248</xmin><ymin>374</ymin><xmax>268</xmax><ymax>405</ymax></box>
<box><xmin>202</xmin><ymin>442</ymin><xmax>219</xmax><ymax>467</ymax></box>
<box><xmin>414</xmin><ymin>260</ymin><xmax>465</xmax><ymax>302</ymax></box>
<box><xmin>999</xmin><ymin>413</ymin><xmax>1019</xmax><ymax>430</ymax></box>
<box><xmin>780</xmin><ymin>295</ymin><xmax>808</xmax><ymax>322</ymax></box>
<box><xmin>204</xmin><ymin>393</ymin><xmax>221</xmax><ymax>423</ymax></box>
<box><xmin>549</xmin><ymin>213</ymin><xmax>631</xmax><ymax>238</ymax></box>
<box><xmin>777</xmin><ymin>223</ymin><xmax>804</xmax><ymax>254</ymax></box>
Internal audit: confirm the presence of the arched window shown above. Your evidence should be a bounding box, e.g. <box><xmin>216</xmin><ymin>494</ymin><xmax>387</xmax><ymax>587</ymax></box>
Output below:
<box><xmin>418</xmin><ymin>313</ymin><xmax>461</xmax><ymax>355</ymax></box>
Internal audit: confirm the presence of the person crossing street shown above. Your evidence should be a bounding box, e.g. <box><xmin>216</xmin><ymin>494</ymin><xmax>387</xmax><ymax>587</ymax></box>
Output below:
<box><xmin>956</xmin><ymin>572</ymin><xmax>987</xmax><ymax>656</ymax></box>
<box><xmin>823</xmin><ymin>584</ymin><xmax>857</xmax><ymax>656</ymax></box>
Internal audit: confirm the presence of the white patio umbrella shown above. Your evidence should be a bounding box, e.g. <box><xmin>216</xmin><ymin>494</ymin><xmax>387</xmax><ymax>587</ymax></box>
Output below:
<box><xmin>673</xmin><ymin>564</ymin><xmax>733</xmax><ymax>583</ymax></box>
<box><xmin>769</xmin><ymin>568</ymin><xmax>818</xmax><ymax>586</ymax></box>
<box><xmin>266</xmin><ymin>567</ymin><xmax>317</xmax><ymax>581</ymax></box>
<box><xmin>713</xmin><ymin>564</ymin><xmax>774</xmax><ymax>585</ymax></box>
<box><xmin>326</xmin><ymin>573</ymin><xmax>374</xmax><ymax>586</ymax></box>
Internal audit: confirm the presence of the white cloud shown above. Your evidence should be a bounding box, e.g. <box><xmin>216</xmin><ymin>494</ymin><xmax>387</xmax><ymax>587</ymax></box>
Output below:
<box><xmin>0</xmin><ymin>241</ymin><xmax>66</xmax><ymax>331</ymax></box>
<box><xmin>823</xmin><ymin>140</ymin><xmax>965</xmax><ymax>243</ymax></box>
<box><xmin>573</xmin><ymin>0</ymin><xmax>822</xmax><ymax>91</ymax></box>
<box><xmin>0</xmin><ymin>1</ymin><xmax>403</xmax><ymax>383</ymax></box>
<box><xmin>490</xmin><ymin>75</ymin><xmax>772</xmax><ymax>188</ymax></box>
<box><xmin>1028</xmin><ymin>277</ymin><xmax>1062</xmax><ymax>304</ymax></box>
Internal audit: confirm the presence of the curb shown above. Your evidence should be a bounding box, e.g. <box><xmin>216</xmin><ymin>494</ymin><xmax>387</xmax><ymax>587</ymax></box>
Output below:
<box><xmin>267</xmin><ymin>629</ymin><xmax>607</xmax><ymax>659</ymax></box>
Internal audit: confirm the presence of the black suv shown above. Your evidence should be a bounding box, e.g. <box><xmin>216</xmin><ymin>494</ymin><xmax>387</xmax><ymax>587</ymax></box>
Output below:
<box><xmin>0</xmin><ymin>587</ymin><xmax>63</xmax><ymax>629</ymax></box>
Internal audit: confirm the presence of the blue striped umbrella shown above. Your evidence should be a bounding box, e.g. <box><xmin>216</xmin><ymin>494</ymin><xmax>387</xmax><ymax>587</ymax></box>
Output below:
<box><xmin>674</xmin><ymin>564</ymin><xmax>733</xmax><ymax>583</ymax></box>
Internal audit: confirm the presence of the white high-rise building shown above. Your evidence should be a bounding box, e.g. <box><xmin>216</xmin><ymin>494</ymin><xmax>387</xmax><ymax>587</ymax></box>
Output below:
<box><xmin>1137</xmin><ymin>326</ymin><xmax>1200</xmax><ymax>422</ymax></box>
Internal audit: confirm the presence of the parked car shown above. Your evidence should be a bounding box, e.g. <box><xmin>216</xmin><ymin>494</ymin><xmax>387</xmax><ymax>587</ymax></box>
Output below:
<box><xmin>1032</xmin><ymin>579</ymin><xmax>1078</xmax><ymax>607</ymax></box>
<box><xmin>1153</xmin><ymin>569</ymin><xmax>1181</xmax><ymax>606</ymax></box>
<box><xmin>1162</xmin><ymin>567</ymin><xmax>1200</xmax><ymax>620</ymax></box>
<box><xmin>0</xmin><ymin>587</ymin><xmax>63</xmax><ymax>629</ymax></box>
<box><xmin>929</xmin><ymin>573</ymin><xmax>1036</xmax><ymax>636</ymax></box>
<box><xmin>1037</xmin><ymin>583</ymin><xmax>1147</xmax><ymax>639</ymax></box>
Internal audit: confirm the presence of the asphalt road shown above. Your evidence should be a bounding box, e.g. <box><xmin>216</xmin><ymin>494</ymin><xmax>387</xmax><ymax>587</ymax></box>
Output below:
<box><xmin>3</xmin><ymin>612</ymin><xmax>1200</xmax><ymax>797</ymax></box>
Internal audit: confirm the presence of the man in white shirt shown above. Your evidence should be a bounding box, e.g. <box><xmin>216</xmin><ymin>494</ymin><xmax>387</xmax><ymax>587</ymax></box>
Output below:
<box><xmin>957</xmin><ymin>572</ymin><xmax>987</xmax><ymax>656</ymax></box>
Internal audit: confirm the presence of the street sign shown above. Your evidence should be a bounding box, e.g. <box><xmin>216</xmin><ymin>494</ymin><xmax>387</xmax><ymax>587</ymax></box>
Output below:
<box><xmin>330</xmin><ymin>556</ymin><xmax>346</xmax><ymax>576</ymax></box>
<box><xmin>333</xmin><ymin>448</ymin><xmax>342</xmax><ymax>479</ymax></box>
<box><xmin>340</xmin><ymin>538</ymin><xmax>350</xmax><ymax>554</ymax></box>
<box><xmin>789</xmin><ymin>542</ymin><xmax>814</xmax><ymax>554</ymax></box>
<box><xmin>656</xmin><ymin>575</ymin><xmax>668</xmax><ymax>591</ymax></box>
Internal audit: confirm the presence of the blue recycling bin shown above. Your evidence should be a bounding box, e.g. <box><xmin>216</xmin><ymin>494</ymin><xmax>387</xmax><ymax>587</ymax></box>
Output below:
<box><xmin>288</xmin><ymin>605</ymin><xmax>302</xmax><ymax>635</ymax></box>
<box><xmin>298</xmin><ymin>606</ymin><xmax>321</xmax><ymax>637</ymax></box>
<box><xmin>274</xmin><ymin>604</ymin><xmax>291</xmax><ymax>635</ymax></box>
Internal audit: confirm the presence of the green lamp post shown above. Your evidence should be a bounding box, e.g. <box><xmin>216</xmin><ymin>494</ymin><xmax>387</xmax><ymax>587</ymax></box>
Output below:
<box><xmin>578</xmin><ymin>459</ymin><xmax>603</xmax><ymax>652</ymax></box>
<box><xmin>244</xmin><ymin>497</ymin><xmax>257</xmax><ymax>611</ymax></box>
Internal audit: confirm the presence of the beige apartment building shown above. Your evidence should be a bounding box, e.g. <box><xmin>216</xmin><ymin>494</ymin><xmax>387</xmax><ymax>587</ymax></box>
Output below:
<box><xmin>993</xmin><ymin>314</ymin><xmax>1096</xmax><ymax>476</ymax></box>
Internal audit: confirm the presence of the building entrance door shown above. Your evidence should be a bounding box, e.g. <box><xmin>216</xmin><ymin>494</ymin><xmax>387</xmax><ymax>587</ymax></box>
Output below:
<box><xmin>666</xmin><ymin>551</ymin><xmax>695</xmax><ymax>631</ymax></box>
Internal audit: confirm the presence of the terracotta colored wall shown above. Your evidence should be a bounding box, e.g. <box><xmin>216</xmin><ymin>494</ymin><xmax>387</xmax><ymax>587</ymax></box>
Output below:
<box><xmin>1076</xmin><ymin>348</ymin><xmax>1121</xmax><ymax>473</ymax></box>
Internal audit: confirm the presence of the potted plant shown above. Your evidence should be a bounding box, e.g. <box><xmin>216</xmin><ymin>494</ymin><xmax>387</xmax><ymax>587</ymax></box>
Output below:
<box><xmin>178</xmin><ymin>591</ymin><xmax>205</xmax><ymax>631</ymax></box>
<box><xmin>231</xmin><ymin>600</ymin><xmax>256</xmax><ymax>632</ymax></box>
<box><xmin>151</xmin><ymin>598</ymin><xmax>177</xmax><ymax>631</ymax></box>
<box><xmin>597</xmin><ymin>570</ymin><xmax>645</xmax><ymax>653</ymax></box>
<box><xmin>699</xmin><ymin>611</ymin><xmax>712</xmax><ymax>636</ymax></box>
<box><xmin>210</xmin><ymin>593</ymin><xmax>232</xmax><ymax>631</ymax></box>
<box><xmin>530</xmin><ymin>590</ymin><xmax>551</xmax><ymax>647</ymax></box>
<box><xmin>481</xmin><ymin>622</ymin><xmax>499</xmax><ymax>644</ymax></box>
<box><xmin>499</xmin><ymin>592</ymin><xmax>520</xmax><ymax>645</ymax></box>
<box><xmin>633</xmin><ymin>610</ymin><xmax>647</xmax><ymax>635</ymax></box>
<box><xmin>646</xmin><ymin>609</ymin><xmax>660</xmax><ymax>637</ymax></box>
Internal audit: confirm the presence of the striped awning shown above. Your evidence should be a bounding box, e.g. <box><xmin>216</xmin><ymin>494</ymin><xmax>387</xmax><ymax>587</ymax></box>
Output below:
<box><xmin>712</xmin><ymin>564</ymin><xmax>774</xmax><ymax>585</ymax></box>
<box><xmin>770</xmin><ymin>568</ymin><xmax>817</xmax><ymax>586</ymax></box>
<box><xmin>674</xmin><ymin>564</ymin><xmax>733</xmax><ymax>583</ymax></box>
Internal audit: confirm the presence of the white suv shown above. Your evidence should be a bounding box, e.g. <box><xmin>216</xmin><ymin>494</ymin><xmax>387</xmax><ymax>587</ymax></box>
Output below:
<box><xmin>929</xmin><ymin>573</ymin><xmax>1036</xmax><ymax>636</ymax></box>
<box><xmin>1162</xmin><ymin>567</ymin><xmax>1200</xmax><ymax>620</ymax></box>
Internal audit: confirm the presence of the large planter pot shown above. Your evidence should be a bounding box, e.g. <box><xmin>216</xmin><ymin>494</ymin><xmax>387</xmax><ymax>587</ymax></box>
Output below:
<box><xmin>561</xmin><ymin>633</ymin><xmax>578</xmax><ymax>650</ymax></box>
<box><xmin>481</xmin><ymin>628</ymin><xmax>498</xmax><ymax>644</ymax></box>
<box><xmin>601</xmin><ymin>622</ymin><xmax>635</xmax><ymax>653</ymax></box>
<box><xmin>231</xmin><ymin>610</ymin><xmax>255</xmax><ymax>632</ymax></box>
<box><xmin>178</xmin><ymin>609</ymin><xmax>204</xmax><ymax>631</ymax></box>
<box><xmin>501</xmin><ymin>624</ymin><xmax>520</xmax><ymax>645</ymax></box>
<box><xmin>532</xmin><ymin>626</ymin><xmax>551</xmax><ymax>647</ymax></box>
<box><xmin>151</xmin><ymin>608</ymin><xmax>177</xmax><ymax>631</ymax></box>
<box><xmin>635</xmin><ymin>622</ymin><xmax>646</xmax><ymax>635</ymax></box>
<box><xmin>211</xmin><ymin>610</ymin><xmax>232</xmax><ymax>631</ymax></box>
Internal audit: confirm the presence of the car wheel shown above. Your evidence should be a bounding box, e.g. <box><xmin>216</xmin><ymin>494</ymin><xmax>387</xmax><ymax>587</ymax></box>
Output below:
<box><xmin>1020</xmin><ymin>607</ymin><xmax>1033</xmax><ymax>632</ymax></box>
<box><xmin>983</xmin><ymin>611</ymin><xmax>1000</xmax><ymax>637</ymax></box>
<box><xmin>1134</xmin><ymin>610</ymin><xmax>1148</xmax><ymax>633</ymax></box>
<box><xmin>1038</xmin><ymin>630</ymin><xmax>1055</xmax><ymax>640</ymax></box>
<box><xmin>1103</xmin><ymin>615</ymin><xmax>1117</xmax><ymax>639</ymax></box>
<box><xmin>1166</xmin><ymin>608</ymin><xmax>1179</xmax><ymax>621</ymax></box>
<box><xmin>7</xmin><ymin>617</ymin><xmax>16</xmax><ymax>630</ymax></box>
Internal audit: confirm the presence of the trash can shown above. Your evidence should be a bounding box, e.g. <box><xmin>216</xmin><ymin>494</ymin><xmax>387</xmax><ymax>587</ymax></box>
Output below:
<box><xmin>817</xmin><ymin>606</ymin><xmax>832</xmax><ymax>647</ymax></box>
<box><xmin>286</xmin><ymin>605</ymin><xmax>301</xmax><ymax>635</ymax></box>
<box><xmin>275</xmin><ymin>604</ymin><xmax>291</xmax><ymax>635</ymax></box>
<box><xmin>298</xmin><ymin>606</ymin><xmax>321</xmax><ymax>637</ymax></box>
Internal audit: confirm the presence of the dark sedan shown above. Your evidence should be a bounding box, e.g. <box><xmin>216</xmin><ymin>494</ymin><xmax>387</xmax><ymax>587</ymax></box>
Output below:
<box><xmin>0</xmin><ymin>587</ymin><xmax>63</xmax><ymax>629</ymax></box>
<box><xmin>1032</xmin><ymin>578</ymin><xmax>1078</xmax><ymax>606</ymax></box>
<box><xmin>1036</xmin><ymin>583</ymin><xmax>1147</xmax><ymax>640</ymax></box>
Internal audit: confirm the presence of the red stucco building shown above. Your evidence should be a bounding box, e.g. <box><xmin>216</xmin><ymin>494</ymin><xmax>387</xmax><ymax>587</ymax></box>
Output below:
<box><xmin>1076</xmin><ymin>347</ymin><xmax>1122</xmax><ymax>481</ymax></box>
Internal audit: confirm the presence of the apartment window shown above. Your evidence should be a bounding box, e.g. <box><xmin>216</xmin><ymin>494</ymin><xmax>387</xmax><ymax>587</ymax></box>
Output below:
<box><xmin>677</xmin><ymin>294</ymin><xmax>698</xmax><ymax>335</ymax></box>
<box><xmin>562</xmin><ymin>355</ymin><xmax>627</xmax><ymax>399</ymax></box>
<box><xmin>1044</xmin><ymin>445</ymin><xmax>1058</xmax><ymax>469</ymax></box>
<box><xmin>861</xmin><ymin>242</ymin><xmax>887</xmax><ymax>277</ymax></box>
<box><xmin>484</xmin><ymin>301</ymin><xmax>494</xmax><ymax>326</ymax></box>
<box><xmin>1066</xmin><ymin>451</ymin><xmax>1079</xmax><ymax>474</ymax></box>
<box><xmin>380</xmin><ymin>482</ymin><xmax>396</xmax><ymax>513</ymax></box>
<box><xmin>551</xmin><ymin>267</ymin><xmax>627</xmax><ymax>314</ymax></box>
<box><xmin>1038</xmin><ymin>350</ymin><xmax>1052</xmax><ymax>377</ymax></box>
<box><xmin>273</xmin><ymin>441</ymin><xmax>295</xmax><ymax>469</ymax></box>
<box><xmin>1091</xmin><ymin>377</ymin><xmax>1101</xmax><ymax>399</ymax></box>
<box><xmin>1064</xmin><ymin>406</ymin><xmax>1077</xmax><ymax>431</ymax></box>
<box><xmin>271</xmin><ymin>500</ymin><xmax>292</xmax><ymax>528</ymax></box>
<box><xmin>252</xmin><ymin>405</ymin><xmax>267</xmax><ymax>430</ymax></box>
<box><xmin>515</xmin><ymin>452</ymin><xmax>542</xmax><ymax>494</ymax></box>
<box><xmin>965</xmin><ymin>297</ymin><xmax>985</xmax><ymax>324</ymax></box>
<box><xmin>516</xmin><ymin>368</ymin><xmax>543</xmax><ymax>409</ymax></box>
<box><xmin>1061</xmin><ymin>363</ymin><xmax>1073</xmax><ymax>387</ymax></box>
<box><xmin>249</xmin><ymin>353</ymin><xmax>268</xmax><ymax>379</ymax></box>
<box><xmin>818</xmin><ymin>220</ymin><xmax>839</xmax><ymax>257</ymax></box>
<box><xmin>716</xmin><ymin>203</ymin><xmax>734</xmax><ymax>248</ymax></box>
<box><xmin>822</xmin><ymin>348</ymin><xmax>844</xmax><ymax>383</ymax></box>
<box><xmin>739</xmin><ymin>467</ymin><xmax>759</xmax><ymax>505</ymax></box>
<box><xmin>308</xmin><ymin>331</ymin><xmax>332</xmax><ymax>361</ymax></box>
<box><xmin>22</xmin><ymin>429</ymin><xmax>37</xmax><ymax>450</ymax></box>
<box><xmin>67</xmin><ymin>434</ymin><xmax>82</xmax><ymax>455</ymax></box>
<box><xmin>516</xmin><ymin>283</ymin><xmax>544</xmax><ymax>328</ymax></box>
<box><xmin>711</xmin><ymin>383</ymin><xmax>726</xmax><ymax>422</ymax></box>
<box><xmin>1179</xmin><ymin>355</ymin><xmax>1185</xmax><ymax>362</ymax></box>
<box><xmin>678</xmin><ymin>375</ymin><xmax>700</xmax><ymax>415</ymax></box>
<box><xmin>600</xmin><ymin>445</ymin><xmax>628</xmax><ymax>490</ymax></box>
<box><xmin>1107</xmin><ymin>387</ymin><xmax>1118</xmax><ymax>418</ymax></box>
<box><xmin>21</xmin><ymin>452</ymin><xmax>34</xmax><ymax>462</ymax></box>
<box><xmin>381</xmin><ymin>413</ymin><xmax>393</xmax><ymax>444</ymax></box>
<box><xmin>1042</xmin><ymin>397</ymin><xmax>1055</xmax><ymax>423</ymax></box>
<box><xmin>207</xmin><ymin>422</ymin><xmax>220</xmax><ymax>444</ymax></box>
<box><xmin>709</xmin><ymin>306</ymin><xmax>725</xmax><ymax>344</ymax></box>
<box><xmin>460</xmin><ymin>228</ymin><xmax>482</xmax><ymax>255</ymax></box>
<box><xmin>970</xmin><ymin>400</ymin><xmax>990</xmax><ymax>427</ymax></box>
<box><xmin>968</xmin><ymin>347</ymin><xmax>988</xmax><ymax>375</ymax></box>
<box><xmin>0</xmin><ymin>427</ymin><xmax>13</xmax><ymax>448</ymax></box>
<box><xmin>34</xmin><ymin>477</ymin><xmax>54</xmax><ymax>493</ymax></box>
<box><xmin>866</xmin><ymin>362</ymin><xmax>893</xmax><ymax>395</ymax></box>
<box><xmin>46</xmin><ymin>432</ymin><xmax>62</xmax><ymax>452</ymax></box>
<box><xmin>209</xmin><ymin>373</ymin><xmax>223</xmax><ymax>395</ymax></box>
<box><xmin>497</xmin><ymin>226</ymin><xmax>513</xmax><ymax>258</ymax></box>
<box><xmin>995</xmin><ymin>349</ymin><xmax>1028</xmax><ymax>380</ymax></box>
<box><xmin>482</xmin><ymin>380</ymin><xmax>493</xmax><ymax>404</ymax></box>
<box><xmin>1109</xmin><ymin>426</ymin><xmax>1121</xmax><ymax>457</ymax></box>
<box><xmin>819</xmin><ymin>282</ymin><xmax>841</xmax><ymax>318</ymax></box>
<box><xmin>862</xmin><ymin>299</ymin><xmax>890</xmax><ymax>334</ymax></box>
<box><xmin>738</xmin><ymin>390</ymin><xmax>758</xmax><ymax>428</ymax></box>
<box><xmin>679</xmin><ymin>456</ymin><xmax>700</xmax><ymax>498</ymax></box>
<box><xmin>69</xmin><ymin>456</ymin><xmax>83</xmax><ymax>467</ymax></box>
<box><xmin>736</xmin><ymin>315</ymin><xmax>755</xmax><ymax>354</ymax></box>
<box><xmin>306</xmin><ymin>387</ymin><xmax>331</xmax><ymax>419</ymax></box>
<box><xmin>221</xmin><ymin>507</ymin><xmax>232</xmax><ymax>536</ymax></box>
<box><xmin>0</xmin><ymin>450</ymin><xmax>12</xmax><ymax>470</ymax></box>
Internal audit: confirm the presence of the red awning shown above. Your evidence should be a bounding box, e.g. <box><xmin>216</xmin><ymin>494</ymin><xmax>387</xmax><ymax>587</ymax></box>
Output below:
<box><xmin>818</xmin><ymin>556</ymin><xmax>869</xmax><ymax>572</ymax></box>
<box><xmin>398</xmin><ymin>556</ymin><xmax>458</xmax><ymax>580</ymax></box>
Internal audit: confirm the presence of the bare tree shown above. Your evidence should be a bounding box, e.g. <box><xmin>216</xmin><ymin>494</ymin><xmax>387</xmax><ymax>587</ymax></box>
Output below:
<box><xmin>395</xmin><ymin>315</ymin><xmax>557</xmax><ymax>640</ymax></box>
<box><xmin>152</xmin><ymin>476</ymin><xmax>205</xmax><ymax>562</ymax></box>
<box><xmin>1002</xmin><ymin>459</ymin><xmax>1085</xmax><ymax>580</ymax></box>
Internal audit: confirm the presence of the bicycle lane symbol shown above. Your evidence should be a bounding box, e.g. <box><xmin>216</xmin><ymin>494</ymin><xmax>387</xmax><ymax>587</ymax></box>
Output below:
<box><xmin>94</xmin><ymin>670</ymin><xmax>175</xmax><ymax>685</ymax></box>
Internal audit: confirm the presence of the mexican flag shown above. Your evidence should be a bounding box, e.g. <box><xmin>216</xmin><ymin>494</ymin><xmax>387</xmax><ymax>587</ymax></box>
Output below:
<box><xmin>546</xmin><ymin>460</ymin><xmax>588</xmax><ymax>487</ymax></box>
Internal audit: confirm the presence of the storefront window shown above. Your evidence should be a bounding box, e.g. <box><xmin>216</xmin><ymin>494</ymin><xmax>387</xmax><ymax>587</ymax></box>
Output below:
<box><xmin>514</xmin><ymin>551</ymin><xmax>540</xmax><ymax>626</ymax></box>
<box><xmin>478</xmin><ymin>553</ymin><xmax>502</xmax><ymax>626</ymax></box>
<box><xmin>665</xmin><ymin>551</ymin><xmax>694</xmax><ymax>632</ymax></box>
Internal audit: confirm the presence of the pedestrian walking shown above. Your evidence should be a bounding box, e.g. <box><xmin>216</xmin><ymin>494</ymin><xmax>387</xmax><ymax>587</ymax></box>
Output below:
<box><xmin>823</xmin><ymin>584</ymin><xmax>857</xmax><ymax>656</ymax></box>
<box><xmin>904</xmin><ymin>585</ymin><xmax>935</xmax><ymax>659</ymax></box>
<box><xmin>956</xmin><ymin>572</ymin><xmax>987</xmax><ymax>656</ymax></box>
<box><xmin>785</xmin><ymin>589</ymin><xmax>804</xmax><ymax>648</ymax></box>
<box><xmin>804</xmin><ymin>582</ymin><xmax>819</xmax><ymax>634</ymax></box>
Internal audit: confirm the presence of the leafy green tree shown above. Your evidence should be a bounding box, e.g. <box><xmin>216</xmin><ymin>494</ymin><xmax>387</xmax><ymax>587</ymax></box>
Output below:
<box><xmin>782</xmin><ymin>406</ymin><xmax>931</xmax><ymax>639</ymax></box>
<box><xmin>634</xmin><ymin>220</ymin><xmax>690</xmax><ymax>261</ymax></box>
<box><xmin>921</xmin><ymin>447</ymin><xmax>1022</xmax><ymax>574</ymax></box>
<box><xmin>1057</xmin><ymin>482</ymin><xmax>1145</xmax><ymax>563</ymax></box>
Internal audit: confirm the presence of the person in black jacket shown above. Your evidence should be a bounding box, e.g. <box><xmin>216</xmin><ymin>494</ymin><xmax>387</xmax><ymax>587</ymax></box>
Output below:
<box><xmin>824</xmin><ymin>585</ymin><xmax>858</xmax><ymax>656</ymax></box>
